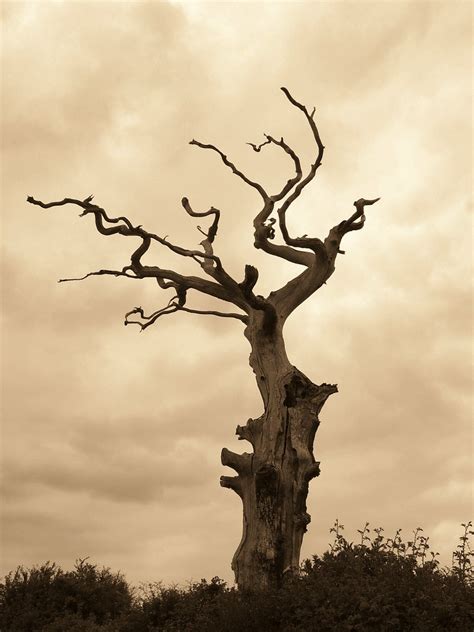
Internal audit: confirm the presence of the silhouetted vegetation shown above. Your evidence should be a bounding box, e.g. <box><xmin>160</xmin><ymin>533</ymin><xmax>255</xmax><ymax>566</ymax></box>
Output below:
<box><xmin>1</xmin><ymin>523</ymin><xmax>472</xmax><ymax>631</ymax></box>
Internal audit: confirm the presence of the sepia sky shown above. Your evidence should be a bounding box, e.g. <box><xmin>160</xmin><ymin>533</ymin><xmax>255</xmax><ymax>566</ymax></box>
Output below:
<box><xmin>1</xmin><ymin>1</ymin><xmax>472</xmax><ymax>586</ymax></box>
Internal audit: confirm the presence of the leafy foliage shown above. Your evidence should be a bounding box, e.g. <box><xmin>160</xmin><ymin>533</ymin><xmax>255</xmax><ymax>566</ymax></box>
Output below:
<box><xmin>1</xmin><ymin>524</ymin><xmax>472</xmax><ymax>631</ymax></box>
<box><xmin>0</xmin><ymin>558</ymin><xmax>132</xmax><ymax>632</ymax></box>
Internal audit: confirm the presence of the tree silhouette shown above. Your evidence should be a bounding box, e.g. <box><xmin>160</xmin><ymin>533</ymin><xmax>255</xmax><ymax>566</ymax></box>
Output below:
<box><xmin>28</xmin><ymin>88</ymin><xmax>379</xmax><ymax>591</ymax></box>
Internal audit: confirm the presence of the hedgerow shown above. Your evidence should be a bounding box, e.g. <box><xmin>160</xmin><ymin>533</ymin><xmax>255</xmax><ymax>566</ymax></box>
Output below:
<box><xmin>1</xmin><ymin>522</ymin><xmax>472</xmax><ymax>631</ymax></box>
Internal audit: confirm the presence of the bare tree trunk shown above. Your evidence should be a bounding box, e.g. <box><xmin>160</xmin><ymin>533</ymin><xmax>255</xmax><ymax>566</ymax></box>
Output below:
<box><xmin>221</xmin><ymin>311</ymin><xmax>337</xmax><ymax>590</ymax></box>
<box><xmin>28</xmin><ymin>86</ymin><xmax>379</xmax><ymax>593</ymax></box>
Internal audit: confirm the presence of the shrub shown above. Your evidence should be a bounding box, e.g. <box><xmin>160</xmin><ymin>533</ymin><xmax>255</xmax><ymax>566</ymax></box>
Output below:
<box><xmin>0</xmin><ymin>558</ymin><xmax>132</xmax><ymax>631</ymax></box>
<box><xmin>1</xmin><ymin>524</ymin><xmax>472</xmax><ymax>631</ymax></box>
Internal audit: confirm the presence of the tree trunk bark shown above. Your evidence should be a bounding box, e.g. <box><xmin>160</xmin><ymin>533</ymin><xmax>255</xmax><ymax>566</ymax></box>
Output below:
<box><xmin>221</xmin><ymin>310</ymin><xmax>337</xmax><ymax>591</ymax></box>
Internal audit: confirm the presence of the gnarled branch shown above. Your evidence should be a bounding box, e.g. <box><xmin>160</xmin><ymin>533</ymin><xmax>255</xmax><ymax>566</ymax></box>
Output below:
<box><xmin>337</xmin><ymin>197</ymin><xmax>380</xmax><ymax>235</ymax></box>
<box><xmin>189</xmin><ymin>139</ymin><xmax>268</xmax><ymax>200</ymax></box>
<box><xmin>58</xmin><ymin>268</ymin><xmax>140</xmax><ymax>283</ymax></box>
<box><xmin>247</xmin><ymin>134</ymin><xmax>302</xmax><ymax>202</ymax></box>
<box><xmin>250</xmin><ymin>88</ymin><xmax>326</xmax><ymax>268</ymax></box>
<box><xmin>180</xmin><ymin>196</ymin><xmax>243</xmax><ymax>294</ymax></box>
<box><xmin>27</xmin><ymin>195</ymin><xmax>224</xmax><ymax>268</ymax></box>
<box><xmin>189</xmin><ymin>90</ymin><xmax>325</xmax><ymax>270</ymax></box>
<box><xmin>27</xmin><ymin>195</ymin><xmax>252</xmax><ymax>328</ymax></box>
<box><xmin>125</xmin><ymin>300</ymin><xmax>248</xmax><ymax>331</ymax></box>
<box><xmin>181</xmin><ymin>196</ymin><xmax>220</xmax><ymax>248</ymax></box>
<box><xmin>273</xmin><ymin>197</ymin><xmax>381</xmax><ymax>319</ymax></box>
<box><xmin>273</xmin><ymin>88</ymin><xmax>325</xmax><ymax>254</ymax></box>
<box><xmin>28</xmin><ymin>90</ymin><xmax>380</xmax><ymax>329</ymax></box>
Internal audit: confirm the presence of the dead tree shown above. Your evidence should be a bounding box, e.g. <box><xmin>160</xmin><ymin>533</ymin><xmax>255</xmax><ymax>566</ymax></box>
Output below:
<box><xmin>27</xmin><ymin>88</ymin><xmax>379</xmax><ymax>591</ymax></box>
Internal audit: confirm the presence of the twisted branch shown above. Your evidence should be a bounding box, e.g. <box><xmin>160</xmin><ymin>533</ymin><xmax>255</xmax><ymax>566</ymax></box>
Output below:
<box><xmin>27</xmin><ymin>195</ymin><xmax>251</xmax><ymax>327</ymax></box>
<box><xmin>28</xmin><ymin>88</ymin><xmax>380</xmax><ymax>329</ymax></box>
<box><xmin>273</xmin><ymin>196</ymin><xmax>381</xmax><ymax>319</ymax></box>
<box><xmin>27</xmin><ymin>196</ymin><xmax>223</xmax><ymax>268</ymax></box>
<box><xmin>337</xmin><ymin>197</ymin><xmax>380</xmax><ymax>235</ymax></box>
<box><xmin>189</xmin><ymin>139</ymin><xmax>268</xmax><ymax>200</ymax></box>
<box><xmin>58</xmin><ymin>268</ymin><xmax>140</xmax><ymax>283</ymax></box>
<box><xmin>274</xmin><ymin>88</ymin><xmax>325</xmax><ymax>254</ymax></box>
<box><xmin>247</xmin><ymin>134</ymin><xmax>302</xmax><ymax>202</ymax></box>
<box><xmin>189</xmin><ymin>90</ymin><xmax>322</xmax><ymax>269</ymax></box>
<box><xmin>125</xmin><ymin>302</ymin><xmax>248</xmax><ymax>331</ymax></box>
<box><xmin>179</xmin><ymin>197</ymin><xmax>240</xmax><ymax>293</ymax></box>
<box><xmin>248</xmin><ymin>88</ymin><xmax>325</xmax><ymax>267</ymax></box>
<box><xmin>181</xmin><ymin>196</ymin><xmax>220</xmax><ymax>247</ymax></box>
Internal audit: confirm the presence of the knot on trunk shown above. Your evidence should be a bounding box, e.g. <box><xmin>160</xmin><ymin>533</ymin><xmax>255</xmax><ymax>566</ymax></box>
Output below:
<box><xmin>295</xmin><ymin>512</ymin><xmax>311</xmax><ymax>530</ymax></box>
<box><xmin>284</xmin><ymin>372</ymin><xmax>338</xmax><ymax>411</ymax></box>
<box><xmin>284</xmin><ymin>373</ymin><xmax>312</xmax><ymax>407</ymax></box>
<box><xmin>313</xmin><ymin>382</ymin><xmax>339</xmax><ymax>411</ymax></box>
<box><xmin>235</xmin><ymin>416</ymin><xmax>263</xmax><ymax>446</ymax></box>
<box><xmin>261</xmin><ymin>302</ymin><xmax>278</xmax><ymax>336</ymax></box>
<box><xmin>255</xmin><ymin>463</ymin><xmax>279</xmax><ymax>501</ymax></box>
<box><xmin>303</xmin><ymin>461</ymin><xmax>321</xmax><ymax>482</ymax></box>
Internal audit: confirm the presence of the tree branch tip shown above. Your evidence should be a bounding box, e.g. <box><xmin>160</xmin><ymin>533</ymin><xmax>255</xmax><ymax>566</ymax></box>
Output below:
<box><xmin>354</xmin><ymin>196</ymin><xmax>381</xmax><ymax>207</ymax></box>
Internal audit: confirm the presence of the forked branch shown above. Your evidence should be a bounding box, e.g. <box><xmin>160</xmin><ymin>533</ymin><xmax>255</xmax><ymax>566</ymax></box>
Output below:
<box><xmin>337</xmin><ymin>197</ymin><xmax>380</xmax><ymax>235</ymax></box>
<box><xmin>189</xmin><ymin>139</ymin><xmax>268</xmax><ymax>200</ymax></box>
<box><xmin>27</xmin><ymin>196</ymin><xmax>224</xmax><ymax>269</ymax></box>
<box><xmin>273</xmin><ymin>88</ymin><xmax>325</xmax><ymax>256</ymax></box>
<box><xmin>180</xmin><ymin>196</ymin><xmax>240</xmax><ymax>293</ymax></box>
<box><xmin>125</xmin><ymin>302</ymin><xmax>248</xmax><ymax>331</ymax></box>
<box><xmin>28</xmin><ymin>88</ymin><xmax>380</xmax><ymax>330</ymax></box>
<box><xmin>272</xmin><ymin>196</ymin><xmax>381</xmax><ymax>319</ymax></box>
<box><xmin>247</xmin><ymin>134</ymin><xmax>302</xmax><ymax>202</ymax></box>
<box><xmin>181</xmin><ymin>197</ymin><xmax>220</xmax><ymax>248</ymax></box>
<box><xmin>250</xmin><ymin>88</ymin><xmax>326</xmax><ymax>266</ymax></box>
<box><xmin>190</xmin><ymin>89</ymin><xmax>320</xmax><ymax>269</ymax></box>
<box><xmin>27</xmin><ymin>195</ymin><xmax>251</xmax><ymax>327</ymax></box>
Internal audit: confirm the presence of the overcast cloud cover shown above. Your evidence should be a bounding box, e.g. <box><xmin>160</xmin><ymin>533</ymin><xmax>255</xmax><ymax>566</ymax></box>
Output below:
<box><xmin>1</xmin><ymin>1</ymin><xmax>472</xmax><ymax>585</ymax></box>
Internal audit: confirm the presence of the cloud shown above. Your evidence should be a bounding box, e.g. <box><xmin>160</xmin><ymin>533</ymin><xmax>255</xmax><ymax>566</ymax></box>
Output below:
<box><xmin>1</xmin><ymin>0</ymin><xmax>471</xmax><ymax>585</ymax></box>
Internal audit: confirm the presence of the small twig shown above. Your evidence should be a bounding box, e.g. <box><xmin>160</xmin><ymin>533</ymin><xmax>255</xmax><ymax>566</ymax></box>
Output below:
<box><xmin>125</xmin><ymin>302</ymin><xmax>248</xmax><ymax>331</ymax></box>
<box><xmin>181</xmin><ymin>197</ymin><xmax>220</xmax><ymax>245</ymax></box>
<box><xmin>58</xmin><ymin>268</ymin><xmax>139</xmax><ymax>283</ymax></box>
<box><xmin>247</xmin><ymin>137</ymin><xmax>272</xmax><ymax>152</ymax></box>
